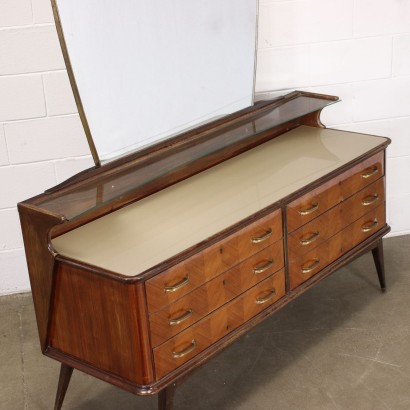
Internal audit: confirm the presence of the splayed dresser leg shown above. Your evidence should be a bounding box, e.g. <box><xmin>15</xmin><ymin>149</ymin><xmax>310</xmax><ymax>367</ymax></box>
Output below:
<box><xmin>54</xmin><ymin>363</ymin><xmax>73</xmax><ymax>410</ymax></box>
<box><xmin>372</xmin><ymin>239</ymin><xmax>386</xmax><ymax>291</ymax></box>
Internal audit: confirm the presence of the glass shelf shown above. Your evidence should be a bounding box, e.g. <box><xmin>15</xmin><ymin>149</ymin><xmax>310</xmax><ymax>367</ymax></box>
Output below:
<box><xmin>36</xmin><ymin>93</ymin><xmax>339</xmax><ymax>221</ymax></box>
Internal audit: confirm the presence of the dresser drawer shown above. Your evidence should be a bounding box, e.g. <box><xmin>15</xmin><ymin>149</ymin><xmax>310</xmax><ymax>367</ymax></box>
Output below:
<box><xmin>146</xmin><ymin>209</ymin><xmax>282</xmax><ymax>313</ymax></box>
<box><xmin>287</xmin><ymin>152</ymin><xmax>384</xmax><ymax>232</ymax></box>
<box><xmin>153</xmin><ymin>268</ymin><xmax>285</xmax><ymax>379</ymax></box>
<box><xmin>288</xmin><ymin>177</ymin><xmax>385</xmax><ymax>259</ymax></box>
<box><xmin>289</xmin><ymin>204</ymin><xmax>386</xmax><ymax>289</ymax></box>
<box><xmin>149</xmin><ymin>241</ymin><xmax>284</xmax><ymax>347</ymax></box>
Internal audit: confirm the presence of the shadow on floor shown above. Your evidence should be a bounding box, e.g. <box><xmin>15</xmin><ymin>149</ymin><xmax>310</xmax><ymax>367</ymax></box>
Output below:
<box><xmin>1</xmin><ymin>235</ymin><xmax>409</xmax><ymax>410</ymax></box>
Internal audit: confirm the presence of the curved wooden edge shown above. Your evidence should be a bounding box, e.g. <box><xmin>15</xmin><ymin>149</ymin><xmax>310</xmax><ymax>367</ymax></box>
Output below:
<box><xmin>18</xmin><ymin>202</ymin><xmax>65</xmax><ymax>351</ymax></box>
<box><xmin>46</xmin><ymin>225</ymin><xmax>389</xmax><ymax>397</ymax></box>
<box><xmin>299</xmin><ymin>109</ymin><xmax>326</xmax><ymax>128</ymax></box>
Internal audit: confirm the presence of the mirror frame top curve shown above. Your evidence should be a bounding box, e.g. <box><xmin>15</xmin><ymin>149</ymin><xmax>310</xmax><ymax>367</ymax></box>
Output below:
<box><xmin>51</xmin><ymin>0</ymin><xmax>259</xmax><ymax>166</ymax></box>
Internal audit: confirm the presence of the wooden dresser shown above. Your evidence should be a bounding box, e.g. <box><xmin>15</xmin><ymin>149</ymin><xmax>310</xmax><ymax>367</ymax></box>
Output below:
<box><xmin>18</xmin><ymin>92</ymin><xmax>390</xmax><ymax>409</ymax></box>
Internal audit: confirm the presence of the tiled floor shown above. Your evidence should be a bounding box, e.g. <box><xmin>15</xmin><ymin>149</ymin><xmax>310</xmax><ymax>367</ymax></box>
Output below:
<box><xmin>1</xmin><ymin>235</ymin><xmax>410</xmax><ymax>410</ymax></box>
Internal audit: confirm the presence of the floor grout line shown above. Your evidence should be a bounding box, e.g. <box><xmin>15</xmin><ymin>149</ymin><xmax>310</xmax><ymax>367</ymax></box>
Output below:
<box><xmin>18</xmin><ymin>304</ymin><xmax>29</xmax><ymax>410</ymax></box>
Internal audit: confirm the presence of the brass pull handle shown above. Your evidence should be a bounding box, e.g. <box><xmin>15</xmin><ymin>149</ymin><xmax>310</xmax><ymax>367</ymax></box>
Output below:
<box><xmin>361</xmin><ymin>218</ymin><xmax>379</xmax><ymax>232</ymax></box>
<box><xmin>361</xmin><ymin>194</ymin><xmax>379</xmax><ymax>206</ymax></box>
<box><xmin>361</xmin><ymin>165</ymin><xmax>378</xmax><ymax>179</ymax></box>
<box><xmin>300</xmin><ymin>231</ymin><xmax>320</xmax><ymax>245</ymax></box>
<box><xmin>253</xmin><ymin>259</ymin><xmax>274</xmax><ymax>274</ymax></box>
<box><xmin>164</xmin><ymin>275</ymin><xmax>189</xmax><ymax>293</ymax></box>
<box><xmin>169</xmin><ymin>309</ymin><xmax>193</xmax><ymax>326</ymax></box>
<box><xmin>298</xmin><ymin>202</ymin><xmax>319</xmax><ymax>216</ymax></box>
<box><xmin>251</xmin><ymin>228</ymin><xmax>272</xmax><ymax>244</ymax></box>
<box><xmin>301</xmin><ymin>258</ymin><xmax>320</xmax><ymax>273</ymax></box>
<box><xmin>172</xmin><ymin>340</ymin><xmax>197</xmax><ymax>359</ymax></box>
<box><xmin>255</xmin><ymin>288</ymin><xmax>276</xmax><ymax>305</ymax></box>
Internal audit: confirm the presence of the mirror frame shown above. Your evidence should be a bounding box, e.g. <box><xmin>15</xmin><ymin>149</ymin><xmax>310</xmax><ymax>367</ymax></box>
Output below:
<box><xmin>51</xmin><ymin>0</ymin><xmax>101</xmax><ymax>165</ymax></box>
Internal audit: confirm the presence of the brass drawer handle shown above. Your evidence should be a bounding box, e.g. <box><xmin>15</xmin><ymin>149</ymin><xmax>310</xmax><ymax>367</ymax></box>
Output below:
<box><xmin>361</xmin><ymin>165</ymin><xmax>379</xmax><ymax>179</ymax></box>
<box><xmin>361</xmin><ymin>194</ymin><xmax>379</xmax><ymax>206</ymax></box>
<box><xmin>298</xmin><ymin>202</ymin><xmax>319</xmax><ymax>216</ymax></box>
<box><xmin>164</xmin><ymin>275</ymin><xmax>189</xmax><ymax>293</ymax></box>
<box><xmin>172</xmin><ymin>340</ymin><xmax>197</xmax><ymax>359</ymax></box>
<box><xmin>253</xmin><ymin>259</ymin><xmax>274</xmax><ymax>274</ymax></box>
<box><xmin>251</xmin><ymin>228</ymin><xmax>272</xmax><ymax>244</ymax></box>
<box><xmin>169</xmin><ymin>309</ymin><xmax>193</xmax><ymax>326</ymax></box>
<box><xmin>361</xmin><ymin>218</ymin><xmax>379</xmax><ymax>232</ymax></box>
<box><xmin>300</xmin><ymin>231</ymin><xmax>320</xmax><ymax>245</ymax></box>
<box><xmin>301</xmin><ymin>258</ymin><xmax>320</xmax><ymax>273</ymax></box>
<box><xmin>255</xmin><ymin>288</ymin><xmax>276</xmax><ymax>305</ymax></box>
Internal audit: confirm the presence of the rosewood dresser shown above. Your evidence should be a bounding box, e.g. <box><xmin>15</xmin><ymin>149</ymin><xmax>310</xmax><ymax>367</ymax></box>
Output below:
<box><xmin>18</xmin><ymin>92</ymin><xmax>390</xmax><ymax>409</ymax></box>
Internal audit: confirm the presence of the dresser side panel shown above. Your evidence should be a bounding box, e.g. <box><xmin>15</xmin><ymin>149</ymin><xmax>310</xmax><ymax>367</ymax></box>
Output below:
<box><xmin>18</xmin><ymin>203</ymin><xmax>64</xmax><ymax>351</ymax></box>
<box><xmin>49</xmin><ymin>262</ymin><xmax>154</xmax><ymax>385</ymax></box>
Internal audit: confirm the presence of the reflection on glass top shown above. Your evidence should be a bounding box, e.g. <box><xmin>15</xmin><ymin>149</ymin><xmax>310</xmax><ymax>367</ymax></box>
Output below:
<box><xmin>38</xmin><ymin>94</ymin><xmax>340</xmax><ymax>220</ymax></box>
<box><xmin>51</xmin><ymin>126</ymin><xmax>387</xmax><ymax>276</ymax></box>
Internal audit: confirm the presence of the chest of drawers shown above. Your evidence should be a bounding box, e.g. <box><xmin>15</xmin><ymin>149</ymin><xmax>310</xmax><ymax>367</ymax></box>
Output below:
<box><xmin>18</xmin><ymin>92</ymin><xmax>390</xmax><ymax>409</ymax></box>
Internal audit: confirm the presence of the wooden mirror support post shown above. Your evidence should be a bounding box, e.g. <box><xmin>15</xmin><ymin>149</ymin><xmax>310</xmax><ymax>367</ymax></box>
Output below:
<box><xmin>19</xmin><ymin>92</ymin><xmax>390</xmax><ymax>410</ymax></box>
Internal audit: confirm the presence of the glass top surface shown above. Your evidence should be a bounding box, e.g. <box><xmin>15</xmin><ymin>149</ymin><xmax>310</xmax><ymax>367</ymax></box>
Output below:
<box><xmin>37</xmin><ymin>94</ymin><xmax>339</xmax><ymax>220</ymax></box>
<box><xmin>51</xmin><ymin>125</ymin><xmax>387</xmax><ymax>276</ymax></box>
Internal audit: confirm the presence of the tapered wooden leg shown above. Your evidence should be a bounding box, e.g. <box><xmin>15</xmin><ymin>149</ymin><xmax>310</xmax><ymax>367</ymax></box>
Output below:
<box><xmin>54</xmin><ymin>363</ymin><xmax>74</xmax><ymax>410</ymax></box>
<box><xmin>158</xmin><ymin>383</ymin><xmax>176</xmax><ymax>410</ymax></box>
<box><xmin>372</xmin><ymin>240</ymin><xmax>386</xmax><ymax>291</ymax></box>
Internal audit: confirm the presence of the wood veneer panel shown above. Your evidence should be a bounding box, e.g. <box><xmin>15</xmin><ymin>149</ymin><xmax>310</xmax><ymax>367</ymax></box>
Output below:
<box><xmin>153</xmin><ymin>269</ymin><xmax>286</xmax><ymax>380</ymax></box>
<box><xmin>149</xmin><ymin>241</ymin><xmax>284</xmax><ymax>347</ymax></box>
<box><xmin>289</xmin><ymin>204</ymin><xmax>386</xmax><ymax>289</ymax></box>
<box><xmin>288</xmin><ymin>177</ymin><xmax>385</xmax><ymax>258</ymax></box>
<box><xmin>287</xmin><ymin>151</ymin><xmax>384</xmax><ymax>232</ymax></box>
<box><xmin>145</xmin><ymin>210</ymin><xmax>282</xmax><ymax>313</ymax></box>
<box><xmin>49</xmin><ymin>263</ymin><xmax>154</xmax><ymax>385</ymax></box>
<box><xmin>17</xmin><ymin>203</ymin><xmax>64</xmax><ymax>351</ymax></box>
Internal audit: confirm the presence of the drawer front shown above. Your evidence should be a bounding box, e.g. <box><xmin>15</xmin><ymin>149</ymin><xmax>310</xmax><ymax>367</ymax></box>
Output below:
<box><xmin>149</xmin><ymin>241</ymin><xmax>284</xmax><ymax>347</ymax></box>
<box><xmin>146</xmin><ymin>209</ymin><xmax>282</xmax><ymax>313</ymax></box>
<box><xmin>153</xmin><ymin>269</ymin><xmax>285</xmax><ymax>380</ymax></box>
<box><xmin>289</xmin><ymin>204</ymin><xmax>386</xmax><ymax>289</ymax></box>
<box><xmin>287</xmin><ymin>152</ymin><xmax>384</xmax><ymax>232</ymax></box>
<box><xmin>288</xmin><ymin>178</ymin><xmax>385</xmax><ymax>259</ymax></box>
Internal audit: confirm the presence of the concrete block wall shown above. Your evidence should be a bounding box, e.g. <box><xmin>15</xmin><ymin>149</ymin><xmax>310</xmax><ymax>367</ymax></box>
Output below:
<box><xmin>1</xmin><ymin>0</ymin><xmax>409</xmax><ymax>295</ymax></box>
<box><xmin>256</xmin><ymin>0</ymin><xmax>410</xmax><ymax>239</ymax></box>
<box><xmin>0</xmin><ymin>0</ymin><xmax>93</xmax><ymax>295</ymax></box>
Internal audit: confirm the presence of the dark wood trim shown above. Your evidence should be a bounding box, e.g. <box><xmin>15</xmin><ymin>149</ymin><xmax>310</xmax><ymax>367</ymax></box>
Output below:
<box><xmin>299</xmin><ymin>109</ymin><xmax>326</xmax><ymax>128</ymax></box>
<box><xmin>282</xmin><ymin>204</ymin><xmax>291</xmax><ymax>294</ymax></box>
<box><xmin>372</xmin><ymin>239</ymin><xmax>386</xmax><ymax>290</ymax></box>
<box><xmin>158</xmin><ymin>383</ymin><xmax>177</xmax><ymax>410</ymax></box>
<box><xmin>54</xmin><ymin>363</ymin><xmax>74</xmax><ymax>410</ymax></box>
<box><xmin>43</xmin><ymin>91</ymin><xmax>338</xmax><ymax>193</ymax></box>
<box><xmin>17</xmin><ymin>203</ymin><xmax>65</xmax><ymax>351</ymax></box>
<box><xmin>45</xmin><ymin>348</ymin><xmax>156</xmax><ymax>396</ymax></box>
<box><xmin>23</xmin><ymin>93</ymin><xmax>338</xmax><ymax>214</ymax></box>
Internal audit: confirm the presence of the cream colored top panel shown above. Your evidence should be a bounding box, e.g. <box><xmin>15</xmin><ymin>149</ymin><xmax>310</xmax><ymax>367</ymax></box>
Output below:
<box><xmin>52</xmin><ymin>126</ymin><xmax>386</xmax><ymax>276</ymax></box>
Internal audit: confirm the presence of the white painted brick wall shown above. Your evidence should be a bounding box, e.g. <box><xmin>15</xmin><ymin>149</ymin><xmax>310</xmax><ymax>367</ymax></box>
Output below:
<box><xmin>0</xmin><ymin>0</ymin><xmax>409</xmax><ymax>295</ymax></box>
<box><xmin>0</xmin><ymin>0</ymin><xmax>93</xmax><ymax>295</ymax></box>
<box><xmin>256</xmin><ymin>0</ymin><xmax>410</xmax><ymax>240</ymax></box>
